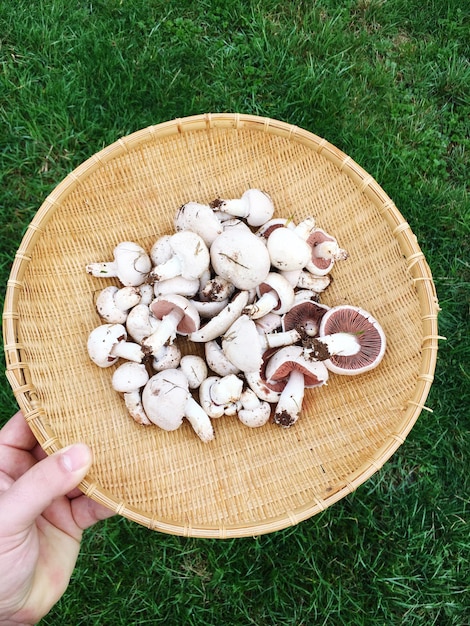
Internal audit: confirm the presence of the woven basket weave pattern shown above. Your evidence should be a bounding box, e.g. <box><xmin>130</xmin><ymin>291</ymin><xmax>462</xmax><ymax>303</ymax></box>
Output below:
<box><xmin>3</xmin><ymin>114</ymin><xmax>439</xmax><ymax>538</ymax></box>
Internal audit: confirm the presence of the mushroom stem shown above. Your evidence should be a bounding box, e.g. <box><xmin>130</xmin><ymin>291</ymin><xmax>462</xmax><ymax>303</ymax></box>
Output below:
<box><xmin>272</xmin><ymin>369</ymin><xmax>305</xmax><ymax>428</ymax></box>
<box><xmin>151</xmin><ymin>255</ymin><xmax>183</xmax><ymax>281</ymax></box>
<box><xmin>184</xmin><ymin>397</ymin><xmax>215</xmax><ymax>443</ymax></box>
<box><xmin>143</xmin><ymin>307</ymin><xmax>184</xmax><ymax>355</ymax></box>
<box><xmin>111</xmin><ymin>341</ymin><xmax>144</xmax><ymax>363</ymax></box>
<box><xmin>260</xmin><ymin>328</ymin><xmax>301</xmax><ymax>350</ymax></box>
<box><xmin>123</xmin><ymin>391</ymin><xmax>151</xmax><ymax>426</ymax></box>
<box><xmin>313</xmin><ymin>241</ymin><xmax>348</xmax><ymax>261</ymax></box>
<box><xmin>244</xmin><ymin>290</ymin><xmax>279</xmax><ymax>319</ymax></box>
<box><xmin>312</xmin><ymin>332</ymin><xmax>361</xmax><ymax>357</ymax></box>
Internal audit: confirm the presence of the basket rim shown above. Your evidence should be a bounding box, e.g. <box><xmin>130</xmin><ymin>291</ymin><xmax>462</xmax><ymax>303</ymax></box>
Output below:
<box><xmin>2</xmin><ymin>112</ymin><xmax>440</xmax><ymax>537</ymax></box>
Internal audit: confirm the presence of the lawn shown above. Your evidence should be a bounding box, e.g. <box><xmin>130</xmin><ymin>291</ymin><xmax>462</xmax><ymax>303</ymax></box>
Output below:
<box><xmin>1</xmin><ymin>0</ymin><xmax>469</xmax><ymax>624</ymax></box>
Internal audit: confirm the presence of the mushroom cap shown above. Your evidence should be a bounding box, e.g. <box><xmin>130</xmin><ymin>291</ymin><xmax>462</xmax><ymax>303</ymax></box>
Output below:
<box><xmin>150</xmin><ymin>294</ymin><xmax>200</xmax><ymax>335</ymax></box>
<box><xmin>265</xmin><ymin>345</ymin><xmax>329</xmax><ymax>388</ymax></box>
<box><xmin>180</xmin><ymin>355</ymin><xmax>208</xmax><ymax>389</ymax></box>
<box><xmin>222</xmin><ymin>315</ymin><xmax>264</xmax><ymax>373</ymax></box>
<box><xmin>142</xmin><ymin>369</ymin><xmax>189</xmax><ymax>430</ymax></box>
<box><xmin>266</xmin><ymin>227</ymin><xmax>312</xmax><ymax>271</ymax></box>
<box><xmin>210</xmin><ymin>229</ymin><xmax>271</xmax><ymax>290</ymax></box>
<box><xmin>112</xmin><ymin>362</ymin><xmax>149</xmax><ymax>393</ymax></box>
<box><xmin>318</xmin><ymin>305</ymin><xmax>386</xmax><ymax>375</ymax></box>
<box><xmin>167</xmin><ymin>230</ymin><xmax>211</xmax><ymax>280</ymax></box>
<box><xmin>256</xmin><ymin>272</ymin><xmax>295</xmax><ymax>315</ymax></box>
<box><xmin>150</xmin><ymin>235</ymin><xmax>173</xmax><ymax>266</ymax></box>
<box><xmin>305</xmin><ymin>228</ymin><xmax>346</xmax><ymax>276</ymax></box>
<box><xmin>174</xmin><ymin>202</ymin><xmax>223</xmax><ymax>246</ymax></box>
<box><xmin>256</xmin><ymin>217</ymin><xmax>296</xmax><ymax>240</ymax></box>
<box><xmin>282</xmin><ymin>299</ymin><xmax>330</xmax><ymax>337</ymax></box>
<box><xmin>87</xmin><ymin>323</ymin><xmax>127</xmax><ymax>368</ymax></box>
<box><xmin>96</xmin><ymin>286</ymin><xmax>127</xmax><ymax>324</ymax></box>
<box><xmin>152</xmin><ymin>344</ymin><xmax>182</xmax><ymax>371</ymax></box>
<box><xmin>113</xmin><ymin>241</ymin><xmax>152</xmax><ymax>286</ymax></box>
<box><xmin>240</xmin><ymin>188</ymin><xmax>275</xmax><ymax>226</ymax></box>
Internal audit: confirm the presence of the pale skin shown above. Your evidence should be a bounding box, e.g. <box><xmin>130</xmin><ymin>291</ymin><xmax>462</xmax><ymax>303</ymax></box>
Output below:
<box><xmin>0</xmin><ymin>411</ymin><xmax>115</xmax><ymax>625</ymax></box>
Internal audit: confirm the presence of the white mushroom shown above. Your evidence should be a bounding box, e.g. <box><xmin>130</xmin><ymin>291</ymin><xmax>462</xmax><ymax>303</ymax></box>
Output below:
<box><xmin>238</xmin><ymin>388</ymin><xmax>271</xmax><ymax>428</ymax></box>
<box><xmin>150</xmin><ymin>235</ymin><xmax>173</xmax><ymax>266</ymax></box>
<box><xmin>151</xmin><ymin>343</ymin><xmax>182</xmax><ymax>372</ymax></box>
<box><xmin>150</xmin><ymin>231</ymin><xmax>210</xmax><ymax>282</ymax></box>
<box><xmin>95</xmin><ymin>285</ymin><xmax>141</xmax><ymax>324</ymax></box>
<box><xmin>293</xmin><ymin>216</ymin><xmax>317</xmax><ymax>241</ymax></box>
<box><xmin>210</xmin><ymin>228</ymin><xmax>271</xmax><ymax>290</ymax></box>
<box><xmin>138</xmin><ymin>283</ymin><xmax>155</xmax><ymax>306</ymax></box>
<box><xmin>189</xmin><ymin>290</ymin><xmax>250</xmax><ymax>343</ymax></box>
<box><xmin>200</xmin><ymin>276</ymin><xmax>236</xmax><ymax>302</ymax></box>
<box><xmin>266</xmin><ymin>227</ymin><xmax>312</xmax><ymax>272</ymax></box>
<box><xmin>199</xmin><ymin>374</ymin><xmax>243</xmax><ymax>418</ymax></box>
<box><xmin>243</xmin><ymin>272</ymin><xmax>295</xmax><ymax>320</ymax></box>
<box><xmin>143</xmin><ymin>295</ymin><xmax>200</xmax><ymax>356</ymax></box>
<box><xmin>87</xmin><ymin>323</ymin><xmax>144</xmax><ymax>367</ymax></box>
<box><xmin>126</xmin><ymin>303</ymin><xmax>160</xmax><ymax>343</ymax></box>
<box><xmin>179</xmin><ymin>355</ymin><xmax>208</xmax><ymax>389</ymax></box>
<box><xmin>254</xmin><ymin>311</ymin><xmax>283</xmax><ymax>334</ymax></box>
<box><xmin>112</xmin><ymin>362</ymin><xmax>150</xmax><ymax>425</ymax></box>
<box><xmin>212</xmin><ymin>189</ymin><xmax>275</xmax><ymax>226</ymax></box>
<box><xmin>142</xmin><ymin>369</ymin><xmax>214</xmax><ymax>442</ymax></box>
<box><xmin>191</xmin><ymin>298</ymin><xmax>230</xmax><ymax>319</ymax></box>
<box><xmin>295</xmin><ymin>270</ymin><xmax>331</xmax><ymax>293</ymax></box>
<box><xmin>153</xmin><ymin>276</ymin><xmax>200</xmax><ymax>298</ymax></box>
<box><xmin>86</xmin><ymin>241</ymin><xmax>151</xmax><ymax>286</ymax></box>
<box><xmin>221</xmin><ymin>315</ymin><xmax>301</xmax><ymax>373</ymax></box>
<box><xmin>174</xmin><ymin>202</ymin><xmax>223</xmax><ymax>246</ymax></box>
<box><xmin>204</xmin><ymin>340</ymin><xmax>241</xmax><ymax>377</ymax></box>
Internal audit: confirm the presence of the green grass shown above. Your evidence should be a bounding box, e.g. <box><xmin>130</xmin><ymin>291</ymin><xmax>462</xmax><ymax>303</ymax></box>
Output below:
<box><xmin>1</xmin><ymin>0</ymin><xmax>469</xmax><ymax>624</ymax></box>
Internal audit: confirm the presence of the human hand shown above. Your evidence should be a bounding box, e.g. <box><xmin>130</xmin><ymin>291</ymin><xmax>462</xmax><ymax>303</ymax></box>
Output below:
<box><xmin>0</xmin><ymin>411</ymin><xmax>114</xmax><ymax>625</ymax></box>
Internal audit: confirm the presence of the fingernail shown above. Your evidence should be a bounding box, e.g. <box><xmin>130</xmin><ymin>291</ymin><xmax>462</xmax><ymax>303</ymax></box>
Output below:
<box><xmin>60</xmin><ymin>444</ymin><xmax>92</xmax><ymax>473</ymax></box>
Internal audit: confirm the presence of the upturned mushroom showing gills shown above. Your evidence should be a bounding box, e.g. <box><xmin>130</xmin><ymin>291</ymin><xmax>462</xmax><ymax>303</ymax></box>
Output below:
<box><xmin>142</xmin><ymin>368</ymin><xmax>214</xmax><ymax>442</ymax></box>
<box><xmin>243</xmin><ymin>272</ymin><xmax>295</xmax><ymax>320</ymax></box>
<box><xmin>318</xmin><ymin>305</ymin><xmax>386</xmax><ymax>375</ymax></box>
<box><xmin>282</xmin><ymin>298</ymin><xmax>330</xmax><ymax>338</ymax></box>
<box><xmin>265</xmin><ymin>345</ymin><xmax>329</xmax><ymax>428</ymax></box>
<box><xmin>86</xmin><ymin>241</ymin><xmax>152</xmax><ymax>286</ymax></box>
<box><xmin>143</xmin><ymin>294</ymin><xmax>200</xmax><ymax>356</ymax></box>
<box><xmin>305</xmin><ymin>228</ymin><xmax>348</xmax><ymax>276</ymax></box>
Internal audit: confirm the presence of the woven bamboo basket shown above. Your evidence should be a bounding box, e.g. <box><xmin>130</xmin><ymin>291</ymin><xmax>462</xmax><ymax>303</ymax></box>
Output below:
<box><xmin>3</xmin><ymin>113</ymin><xmax>440</xmax><ymax>538</ymax></box>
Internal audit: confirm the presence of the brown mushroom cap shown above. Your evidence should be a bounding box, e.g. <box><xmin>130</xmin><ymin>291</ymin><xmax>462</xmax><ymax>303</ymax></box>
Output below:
<box><xmin>318</xmin><ymin>305</ymin><xmax>386</xmax><ymax>375</ymax></box>
<box><xmin>282</xmin><ymin>299</ymin><xmax>330</xmax><ymax>338</ymax></box>
<box><xmin>150</xmin><ymin>294</ymin><xmax>200</xmax><ymax>334</ymax></box>
<box><xmin>265</xmin><ymin>345</ymin><xmax>329</xmax><ymax>388</ymax></box>
<box><xmin>305</xmin><ymin>229</ymin><xmax>336</xmax><ymax>273</ymax></box>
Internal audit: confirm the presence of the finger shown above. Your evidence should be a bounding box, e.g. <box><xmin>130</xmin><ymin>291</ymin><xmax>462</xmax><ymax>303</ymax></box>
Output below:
<box><xmin>0</xmin><ymin>443</ymin><xmax>92</xmax><ymax>535</ymax></box>
<box><xmin>71</xmin><ymin>496</ymin><xmax>116</xmax><ymax>531</ymax></box>
<box><xmin>0</xmin><ymin>410</ymin><xmax>37</xmax><ymax>451</ymax></box>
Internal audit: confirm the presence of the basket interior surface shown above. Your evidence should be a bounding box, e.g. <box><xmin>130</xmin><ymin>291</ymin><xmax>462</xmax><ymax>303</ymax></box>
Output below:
<box><xmin>3</xmin><ymin>114</ymin><xmax>439</xmax><ymax>537</ymax></box>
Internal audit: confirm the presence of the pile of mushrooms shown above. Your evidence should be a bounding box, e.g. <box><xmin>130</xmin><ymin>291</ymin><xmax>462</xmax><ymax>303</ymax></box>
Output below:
<box><xmin>86</xmin><ymin>189</ymin><xmax>386</xmax><ymax>442</ymax></box>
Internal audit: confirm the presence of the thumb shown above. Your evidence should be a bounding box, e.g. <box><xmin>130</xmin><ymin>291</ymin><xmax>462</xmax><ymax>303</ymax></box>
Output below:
<box><xmin>0</xmin><ymin>444</ymin><xmax>92</xmax><ymax>534</ymax></box>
